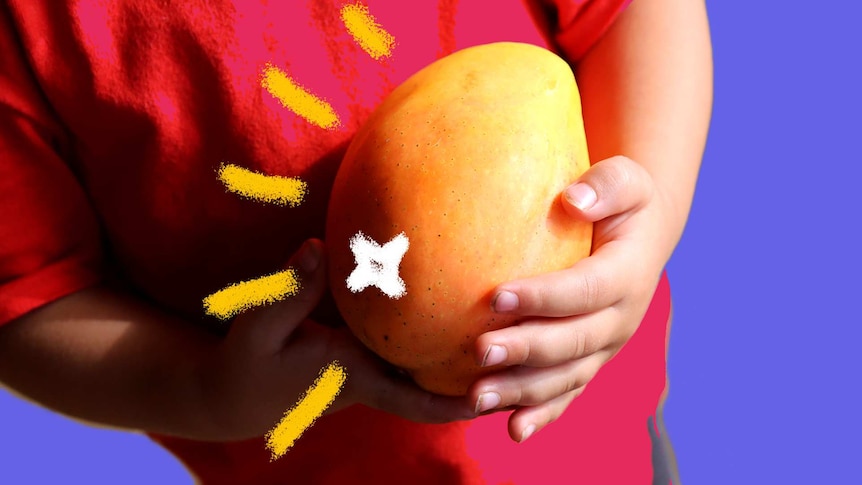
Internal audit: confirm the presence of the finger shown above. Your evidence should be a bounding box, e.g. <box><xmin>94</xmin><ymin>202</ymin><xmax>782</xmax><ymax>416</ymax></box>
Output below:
<box><xmin>232</xmin><ymin>238</ymin><xmax>328</xmax><ymax>354</ymax></box>
<box><xmin>349</xmin><ymin>361</ymin><xmax>476</xmax><ymax>424</ymax></box>
<box><xmin>470</xmin><ymin>354</ymin><xmax>605</xmax><ymax>413</ymax></box>
<box><xmin>476</xmin><ymin>310</ymin><xmax>617</xmax><ymax>367</ymax></box>
<box><xmin>324</xmin><ymin>329</ymin><xmax>476</xmax><ymax>423</ymax></box>
<box><xmin>508</xmin><ymin>387</ymin><xmax>586</xmax><ymax>443</ymax></box>
<box><xmin>490</xmin><ymin>243</ymin><xmax>629</xmax><ymax>317</ymax></box>
<box><xmin>561</xmin><ymin>155</ymin><xmax>654</xmax><ymax>222</ymax></box>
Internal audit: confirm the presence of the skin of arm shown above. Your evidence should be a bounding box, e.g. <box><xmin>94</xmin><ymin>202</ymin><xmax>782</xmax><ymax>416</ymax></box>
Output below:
<box><xmin>0</xmin><ymin>240</ymin><xmax>474</xmax><ymax>442</ymax></box>
<box><xmin>469</xmin><ymin>0</ymin><xmax>714</xmax><ymax>441</ymax></box>
<box><xmin>576</xmin><ymin>0</ymin><xmax>713</xmax><ymax>258</ymax></box>
<box><xmin>0</xmin><ymin>287</ymin><xmax>219</xmax><ymax>438</ymax></box>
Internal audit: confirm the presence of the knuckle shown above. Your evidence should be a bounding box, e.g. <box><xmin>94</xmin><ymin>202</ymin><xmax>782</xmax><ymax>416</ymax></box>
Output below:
<box><xmin>578</xmin><ymin>272</ymin><xmax>602</xmax><ymax>310</ymax></box>
<box><xmin>519</xmin><ymin>337</ymin><xmax>534</xmax><ymax>366</ymax></box>
<box><xmin>513</xmin><ymin>385</ymin><xmax>532</xmax><ymax>406</ymax></box>
<box><xmin>614</xmin><ymin>156</ymin><xmax>654</xmax><ymax>203</ymax></box>
<box><xmin>610</xmin><ymin>165</ymin><xmax>636</xmax><ymax>198</ymax></box>
<box><xmin>608</xmin><ymin>155</ymin><xmax>636</xmax><ymax>175</ymax></box>
<box><xmin>516</xmin><ymin>326</ymin><xmax>553</xmax><ymax>366</ymax></box>
<box><xmin>570</xmin><ymin>327</ymin><xmax>590</xmax><ymax>359</ymax></box>
<box><xmin>506</xmin><ymin>370</ymin><xmax>530</xmax><ymax>404</ymax></box>
<box><xmin>597</xmin><ymin>155</ymin><xmax>628</xmax><ymax>182</ymax></box>
<box><xmin>599</xmin><ymin>156</ymin><xmax>648</xmax><ymax>200</ymax></box>
<box><xmin>523</xmin><ymin>283</ymin><xmax>548</xmax><ymax>315</ymax></box>
<box><xmin>562</xmin><ymin>373</ymin><xmax>581</xmax><ymax>396</ymax></box>
<box><xmin>523</xmin><ymin>278</ymin><xmax>565</xmax><ymax>318</ymax></box>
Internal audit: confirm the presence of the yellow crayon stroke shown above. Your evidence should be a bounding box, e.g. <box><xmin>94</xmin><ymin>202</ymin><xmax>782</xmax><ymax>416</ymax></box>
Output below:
<box><xmin>261</xmin><ymin>64</ymin><xmax>340</xmax><ymax>129</ymax></box>
<box><xmin>203</xmin><ymin>269</ymin><xmax>300</xmax><ymax>320</ymax></box>
<box><xmin>340</xmin><ymin>3</ymin><xmax>395</xmax><ymax>60</ymax></box>
<box><xmin>265</xmin><ymin>361</ymin><xmax>348</xmax><ymax>460</ymax></box>
<box><xmin>217</xmin><ymin>163</ymin><xmax>307</xmax><ymax>207</ymax></box>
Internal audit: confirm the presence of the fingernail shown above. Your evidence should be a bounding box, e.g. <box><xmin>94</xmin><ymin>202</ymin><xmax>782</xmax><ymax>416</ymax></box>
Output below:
<box><xmin>492</xmin><ymin>291</ymin><xmax>519</xmax><ymax>313</ymax></box>
<box><xmin>475</xmin><ymin>392</ymin><xmax>501</xmax><ymax>414</ymax></box>
<box><xmin>520</xmin><ymin>424</ymin><xmax>537</xmax><ymax>443</ymax></box>
<box><xmin>564</xmin><ymin>183</ymin><xmax>597</xmax><ymax>211</ymax></box>
<box><xmin>481</xmin><ymin>344</ymin><xmax>507</xmax><ymax>367</ymax></box>
<box><xmin>299</xmin><ymin>241</ymin><xmax>320</xmax><ymax>273</ymax></box>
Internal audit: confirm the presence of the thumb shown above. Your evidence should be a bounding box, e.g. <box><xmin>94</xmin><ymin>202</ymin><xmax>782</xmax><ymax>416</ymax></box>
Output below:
<box><xmin>561</xmin><ymin>155</ymin><xmax>655</xmax><ymax>221</ymax></box>
<box><xmin>230</xmin><ymin>238</ymin><xmax>328</xmax><ymax>354</ymax></box>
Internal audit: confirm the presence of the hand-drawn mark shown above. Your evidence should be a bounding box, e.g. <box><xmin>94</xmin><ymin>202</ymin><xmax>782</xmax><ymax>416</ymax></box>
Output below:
<box><xmin>260</xmin><ymin>63</ymin><xmax>340</xmax><ymax>129</ymax></box>
<box><xmin>265</xmin><ymin>361</ymin><xmax>348</xmax><ymax>460</ymax></box>
<box><xmin>203</xmin><ymin>269</ymin><xmax>300</xmax><ymax>320</ymax></box>
<box><xmin>217</xmin><ymin>163</ymin><xmax>307</xmax><ymax>207</ymax></box>
<box><xmin>347</xmin><ymin>231</ymin><xmax>410</xmax><ymax>299</ymax></box>
<box><xmin>340</xmin><ymin>3</ymin><xmax>396</xmax><ymax>60</ymax></box>
<box><xmin>207</xmin><ymin>2</ymin><xmax>401</xmax><ymax>458</ymax></box>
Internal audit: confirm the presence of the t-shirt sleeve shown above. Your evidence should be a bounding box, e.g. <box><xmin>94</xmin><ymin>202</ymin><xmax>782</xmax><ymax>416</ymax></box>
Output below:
<box><xmin>544</xmin><ymin>0</ymin><xmax>633</xmax><ymax>62</ymax></box>
<box><xmin>0</xmin><ymin>7</ymin><xmax>104</xmax><ymax>326</ymax></box>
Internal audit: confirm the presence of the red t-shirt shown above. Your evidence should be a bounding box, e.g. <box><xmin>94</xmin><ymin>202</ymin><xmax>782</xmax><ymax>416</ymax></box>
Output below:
<box><xmin>1</xmin><ymin>1</ymin><xmax>672</xmax><ymax>483</ymax></box>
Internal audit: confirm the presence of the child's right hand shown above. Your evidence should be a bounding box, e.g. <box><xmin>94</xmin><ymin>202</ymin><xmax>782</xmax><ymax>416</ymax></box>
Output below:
<box><xmin>195</xmin><ymin>239</ymin><xmax>476</xmax><ymax>441</ymax></box>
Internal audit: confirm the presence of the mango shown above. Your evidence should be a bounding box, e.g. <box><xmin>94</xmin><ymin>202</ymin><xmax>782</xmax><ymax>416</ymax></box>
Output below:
<box><xmin>326</xmin><ymin>42</ymin><xmax>592</xmax><ymax>396</ymax></box>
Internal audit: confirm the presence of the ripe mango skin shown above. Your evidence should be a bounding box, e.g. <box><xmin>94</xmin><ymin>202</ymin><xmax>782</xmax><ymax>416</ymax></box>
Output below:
<box><xmin>326</xmin><ymin>42</ymin><xmax>593</xmax><ymax>396</ymax></box>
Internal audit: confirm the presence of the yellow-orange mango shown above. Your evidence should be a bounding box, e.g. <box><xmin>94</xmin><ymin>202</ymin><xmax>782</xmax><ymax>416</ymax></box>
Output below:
<box><xmin>326</xmin><ymin>42</ymin><xmax>593</xmax><ymax>396</ymax></box>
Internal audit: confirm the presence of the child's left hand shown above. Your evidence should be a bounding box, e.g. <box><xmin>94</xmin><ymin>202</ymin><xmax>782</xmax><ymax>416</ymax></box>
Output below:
<box><xmin>468</xmin><ymin>155</ymin><xmax>676</xmax><ymax>443</ymax></box>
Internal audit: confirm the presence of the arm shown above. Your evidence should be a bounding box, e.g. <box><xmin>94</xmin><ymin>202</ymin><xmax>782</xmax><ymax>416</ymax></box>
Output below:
<box><xmin>470</xmin><ymin>0</ymin><xmax>713</xmax><ymax>442</ymax></box>
<box><xmin>575</xmin><ymin>0</ymin><xmax>713</xmax><ymax>262</ymax></box>
<box><xmin>0</xmin><ymin>286</ymin><xmax>218</xmax><ymax>439</ymax></box>
<box><xmin>0</xmin><ymin>240</ymin><xmax>474</xmax><ymax>442</ymax></box>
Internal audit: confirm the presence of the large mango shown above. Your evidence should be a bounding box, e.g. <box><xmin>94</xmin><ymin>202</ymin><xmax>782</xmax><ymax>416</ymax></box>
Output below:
<box><xmin>326</xmin><ymin>42</ymin><xmax>593</xmax><ymax>396</ymax></box>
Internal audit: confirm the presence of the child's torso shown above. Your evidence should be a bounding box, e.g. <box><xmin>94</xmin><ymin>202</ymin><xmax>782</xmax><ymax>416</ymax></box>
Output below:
<box><xmin>5</xmin><ymin>1</ymin><xmax>667</xmax><ymax>483</ymax></box>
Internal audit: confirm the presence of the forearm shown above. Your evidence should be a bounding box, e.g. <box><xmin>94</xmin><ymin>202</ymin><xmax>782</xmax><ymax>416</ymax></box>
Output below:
<box><xmin>0</xmin><ymin>286</ymin><xmax>218</xmax><ymax>439</ymax></box>
<box><xmin>575</xmin><ymin>0</ymin><xmax>713</xmax><ymax>260</ymax></box>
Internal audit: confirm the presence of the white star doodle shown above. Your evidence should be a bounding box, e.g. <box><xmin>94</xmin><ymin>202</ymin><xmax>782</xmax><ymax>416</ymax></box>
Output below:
<box><xmin>346</xmin><ymin>231</ymin><xmax>410</xmax><ymax>299</ymax></box>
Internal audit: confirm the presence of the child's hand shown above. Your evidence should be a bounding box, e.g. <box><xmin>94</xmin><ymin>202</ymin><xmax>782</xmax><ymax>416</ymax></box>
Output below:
<box><xmin>196</xmin><ymin>239</ymin><xmax>474</xmax><ymax>441</ymax></box>
<box><xmin>468</xmin><ymin>156</ymin><xmax>673</xmax><ymax>443</ymax></box>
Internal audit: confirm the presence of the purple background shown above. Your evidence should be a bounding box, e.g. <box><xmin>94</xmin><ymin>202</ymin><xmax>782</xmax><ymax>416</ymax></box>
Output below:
<box><xmin>2</xmin><ymin>1</ymin><xmax>860</xmax><ymax>483</ymax></box>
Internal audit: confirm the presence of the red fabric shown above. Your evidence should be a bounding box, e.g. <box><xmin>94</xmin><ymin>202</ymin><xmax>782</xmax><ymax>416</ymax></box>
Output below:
<box><xmin>551</xmin><ymin>0</ymin><xmax>633</xmax><ymax>60</ymax></box>
<box><xmin>0</xmin><ymin>6</ymin><xmax>104</xmax><ymax>322</ymax></box>
<box><xmin>0</xmin><ymin>1</ymin><xmax>670</xmax><ymax>483</ymax></box>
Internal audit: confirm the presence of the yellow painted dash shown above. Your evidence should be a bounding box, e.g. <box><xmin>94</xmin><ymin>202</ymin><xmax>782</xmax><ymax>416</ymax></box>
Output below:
<box><xmin>203</xmin><ymin>269</ymin><xmax>300</xmax><ymax>320</ymax></box>
<box><xmin>340</xmin><ymin>3</ymin><xmax>395</xmax><ymax>60</ymax></box>
<box><xmin>261</xmin><ymin>64</ymin><xmax>340</xmax><ymax>129</ymax></box>
<box><xmin>265</xmin><ymin>361</ymin><xmax>348</xmax><ymax>460</ymax></box>
<box><xmin>217</xmin><ymin>163</ymin><xmax>307</xmax><ymax>207</ymax></box>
